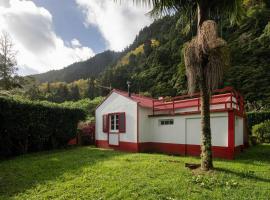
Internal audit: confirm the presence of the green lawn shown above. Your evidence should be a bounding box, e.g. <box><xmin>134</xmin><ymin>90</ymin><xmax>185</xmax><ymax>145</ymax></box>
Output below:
<box><xmin>0</xmin><ymin>145</ymin><xmax>269</xmax><ymax>200</ymax></box>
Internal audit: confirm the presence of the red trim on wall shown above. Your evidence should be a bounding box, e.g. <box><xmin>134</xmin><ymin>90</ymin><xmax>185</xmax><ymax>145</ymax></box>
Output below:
<box><xmin>137</xmin><ymin>103</ymin><xmax>139</xmax><ymax>151</ymax></box>
<box><xmin>228</xmin><ymin>110</ymin><xmax>235</xmax><ymax>159</ymax></box>
<box><xmin>139</xmin><ymin>142</ymin><xmax>186</xmax><ymax>155</ymax></box>
<box><xmin>96</xmin><ymin>140</ymin><xmax>110</xmax><ymax>148</ymax></box>
<box><xmin>96</xmin><ymin>140</ymin><xmax>237</xmax><ymax>159</ymax></box>
<box><xmin>96</xmin><ymin>140</ymin><xmax>138</xmax><ymax>152</ymax></box>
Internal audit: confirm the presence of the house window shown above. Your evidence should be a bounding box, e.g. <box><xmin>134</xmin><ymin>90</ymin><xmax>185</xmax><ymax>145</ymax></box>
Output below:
<box><xmin>110</xmin><ymin>114</ymin><xmax>119</xmax><ymax>132</ymax></box>
<box><xmin>159</xmin><ymin>119</ymin><xmax>174</xmax><ymax>125</ymax></box>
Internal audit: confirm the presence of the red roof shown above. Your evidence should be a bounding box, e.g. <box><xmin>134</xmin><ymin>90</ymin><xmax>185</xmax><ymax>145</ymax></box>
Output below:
<box><xmin>97</xmin><ymin>87</ymin><xmax>243</xmax><ymax>112</ymax></box>
<box><xmin>113</xmin><ymin>89</ymin><xmax>153</xmax><ymax>108</ymax></box>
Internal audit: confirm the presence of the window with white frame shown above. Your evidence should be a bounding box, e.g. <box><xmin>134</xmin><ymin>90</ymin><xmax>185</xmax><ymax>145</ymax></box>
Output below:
<box><xmin>159</xmin><ymin>119</ymin><xmax>174</xmax><ymax>125</ymax></box>
<box><xmin>110</xmin><ymin>114</ymin><xmax>119</xmax><ymax>131</ymax></box>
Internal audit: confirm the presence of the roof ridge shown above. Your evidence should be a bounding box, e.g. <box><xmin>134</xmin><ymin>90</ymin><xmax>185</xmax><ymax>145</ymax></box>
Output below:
<box><xmin>112</xmin><ymin>88</ymin><xmax>154</xmax><ymax>100</ymax></box>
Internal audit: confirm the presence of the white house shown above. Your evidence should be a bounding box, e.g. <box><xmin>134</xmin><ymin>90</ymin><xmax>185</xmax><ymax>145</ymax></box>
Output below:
<box><xmin>95</xmin><ymin>87</ymin><xmax>248</xmax><ymax>159</ymax></box>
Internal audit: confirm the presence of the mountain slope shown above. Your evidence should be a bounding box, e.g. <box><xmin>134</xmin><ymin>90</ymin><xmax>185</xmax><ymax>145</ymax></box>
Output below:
<box><xmin>99</xmin><ymin>4</ymin><xmax>270</xmax><ymax>105</ymax></box>
<box><xmin>32</xmin><ymin>50</ymin><xmax>120</xmax><ymax>83</ymax></box>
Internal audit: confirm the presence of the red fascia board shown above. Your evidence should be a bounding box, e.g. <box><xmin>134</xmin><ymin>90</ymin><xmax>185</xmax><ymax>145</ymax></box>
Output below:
<box><xmin>95</xmin><ymin>89</ymin><xmax>138</xmax><ymax>110</ymax></box>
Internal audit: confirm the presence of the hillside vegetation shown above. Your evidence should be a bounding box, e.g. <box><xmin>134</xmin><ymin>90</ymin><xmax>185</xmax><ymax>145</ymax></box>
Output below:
<box><xmin>31</xmin><ymin>2</ymin><xmax>270</xmax><ymax>106</ymax></box>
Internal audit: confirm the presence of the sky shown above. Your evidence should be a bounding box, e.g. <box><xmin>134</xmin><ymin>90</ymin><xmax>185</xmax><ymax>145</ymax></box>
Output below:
<box><xmin>0</xmin><ymin>0</ymin><xmax>153</xmax><ymax>75</ymax></box>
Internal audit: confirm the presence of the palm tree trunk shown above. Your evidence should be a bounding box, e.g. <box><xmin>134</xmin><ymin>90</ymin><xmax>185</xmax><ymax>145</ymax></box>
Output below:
<box><xmin>199</xmin><ymin>74</ymin><xmax>213</xmax><ymax>170</ymax></box>
<box><xmin>197</xmin><ymin>2</ymin><xmax>213</xmax><ymax>171</ymax></box>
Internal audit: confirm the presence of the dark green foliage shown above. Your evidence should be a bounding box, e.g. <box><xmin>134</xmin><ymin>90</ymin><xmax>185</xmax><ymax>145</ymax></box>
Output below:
<box><xmin>69</xmin><ymin>85</ymin><xmax>80</xmax><ymax>101</ymax></box>
<box><xmin>252</xmin><ymin>120</ymin><xmax>270</xmax><ymax>143</ymax></box>
<box><xmin>0</xmin><ymin>97</ymin><xmax>85</xmax><ymax>158</ymax></box>
<box><xmin>32</xmin><ymin>51</ymin><xmax>120</xmax><ymax>83</ymax></box>
<box><xmin>247</xmin><ymin>111</ymin><xmax>270</xmax><ymax>129</ymax></box>
<box><xmin>60</xmin><ymin>97</ymin><xmax>104</xmax><ymax>120</ymax></box>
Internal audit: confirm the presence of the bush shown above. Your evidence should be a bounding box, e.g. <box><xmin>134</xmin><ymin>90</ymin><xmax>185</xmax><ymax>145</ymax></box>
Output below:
<box><xmin>60</xmin><ymin>97</ymin><xmax>104</xmax><ymax>120</ymax></box>
<box><xmin>247</xmin><ymin>111</ymin><xmax>270</xmax><ymax>130</ymax></box>
<box><xmin>252</xmin><ymin>120</ymin><xmax>270</xmax><ymax>143</ymax></box>
<box><xmin>0</xmin><ymin>97</ymin><xmax>86</xmax><ymax>158</ymax></box>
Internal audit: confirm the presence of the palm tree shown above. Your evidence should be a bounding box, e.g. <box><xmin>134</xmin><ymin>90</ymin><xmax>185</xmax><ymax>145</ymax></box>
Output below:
<box><xmin>117</xmin><ymin>0</ymin><xmax>242</xmax><ymax>170</ymax></box>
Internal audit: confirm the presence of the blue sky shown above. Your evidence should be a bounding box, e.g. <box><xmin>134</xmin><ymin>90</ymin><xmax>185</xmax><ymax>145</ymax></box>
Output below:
<box><xmin>0</xmin><ymin>0</ymin><xmax>152</xmax><ymax>75</ymax></box>
<box><xmin>33</xmin><ymin>0</ymin><xmax>106</xmax><ymax>53</ymax></box>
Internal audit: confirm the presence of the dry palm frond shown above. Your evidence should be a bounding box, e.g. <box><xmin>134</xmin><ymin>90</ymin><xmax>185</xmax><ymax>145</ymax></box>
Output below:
<box><xmin>184</xmin><ymin>38</ymin><xmax>200</xmax><ymax>94</ymax></box>
<box><xmin>184</xmin><ymin>20</ymin><xmax>229</xmax><ymax>94</ymax></box>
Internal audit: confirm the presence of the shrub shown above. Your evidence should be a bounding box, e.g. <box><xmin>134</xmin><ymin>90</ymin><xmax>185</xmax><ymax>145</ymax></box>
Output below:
<box><xmin>247</xmin><ymin>111</ymin><xmax>270</xmax><ymax>130</ymax></box>
<box><xmin>252</xmin><ymin>120</ymin><xmax>270</xmax><ymax>143</ymax></box>
<box><xmin>60</xmin><ymin>97</ymin><xmax>104</xmax><ymax>120</ymax></box>
<box><xmin>0</xmin><ymin>97</ymin><xmax>86</xmax><ymax>158</ymax></box>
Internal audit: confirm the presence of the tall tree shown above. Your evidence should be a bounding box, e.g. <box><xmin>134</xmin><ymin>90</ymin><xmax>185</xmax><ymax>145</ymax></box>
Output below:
<box><xmin>70</xmin><ymin>84</ymin><xmax>80</xmax><ymax>101</ymax></box>
<box><xmin>122</xmin><ymin>0</ymin><xmax>242</xmax><ymax>170</ymax></box>
<box><xmin>0</xmin><ymin>31</ymin><xmax>17</xmax><ymax>90</ymax></box>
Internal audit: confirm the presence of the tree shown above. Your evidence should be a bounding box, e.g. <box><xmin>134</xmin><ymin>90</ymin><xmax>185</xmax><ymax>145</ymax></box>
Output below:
<box><xmin>70</xmin><ymin>84</ymin><xmax>80</xmax><ymax>101</ymax></box>
<box><xmin>0</xmin><ymin>31</ymin><xmax>17</xmax><ymax>90</ymax></box>
<box><xmin>123</xmin><ymin>0</ymin><xmax>242</xmax><ymax>170</ymax></box>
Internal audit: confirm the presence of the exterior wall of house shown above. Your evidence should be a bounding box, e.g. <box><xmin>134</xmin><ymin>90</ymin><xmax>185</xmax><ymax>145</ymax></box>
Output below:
<box><xmin>95</xmin><ymin>92</ymin><xmax>138</xmax><ymax>151</ymax></box>
<box><xmin>95</xmin><ymin>91</ymin><xmax>245</xmax><ymax>159</ymax></box>
<box><xmin>235</xmin><ymin>116</ymin><xmax>244</xmax><ymax>147</ymax></box>
<box><xmin>138</xmin><ymin>107</ymin><xmax>152</xmax><ymax>142</ymax></box>
<box><xmin>138</xmin><ymin>107</ymin><xmax>234</xmax><ymax>158</ymax></box>
<box><xmin>139</xmin><ymin>111</ymin><xmax>228</xmax><ymax>146</ymax></box>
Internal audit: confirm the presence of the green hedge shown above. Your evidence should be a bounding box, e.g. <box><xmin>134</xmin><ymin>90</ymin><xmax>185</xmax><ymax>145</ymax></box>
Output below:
<box><xmin>246</xmin><ymin>111</ymin><xmax>270</xmax><ymax>130</ymax></box>
<box><xmin>0</xmin><ymin>97</ymin><xmax>86</xmax><ymax>158</ymax></box>
<box><xmin>252</xmin><ymin>120</ymin><xmax>270</xmax><ymax>143</ymax></box>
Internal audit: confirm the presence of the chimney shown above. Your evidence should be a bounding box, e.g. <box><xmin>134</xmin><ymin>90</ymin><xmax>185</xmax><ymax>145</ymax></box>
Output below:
<box><xmin>127</xmin><ymin>81</ymin><xmax>131</xmax><ymax>97</ymax></box>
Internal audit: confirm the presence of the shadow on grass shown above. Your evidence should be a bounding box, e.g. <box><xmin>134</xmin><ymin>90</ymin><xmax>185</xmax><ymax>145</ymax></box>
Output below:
<box><xmin>215</xmin><ymin>167</ymin><xmax>270</xmax><ymax>183</ymax></box>
<box><xmin>234</xmin><ymin>144</ymin><xmax>270</xmax><ymax>164</ymax></box>
<box><xmin>0</xmin><ymin>146</ymin><xmax>122</xmax><ymax>198</ymax></box>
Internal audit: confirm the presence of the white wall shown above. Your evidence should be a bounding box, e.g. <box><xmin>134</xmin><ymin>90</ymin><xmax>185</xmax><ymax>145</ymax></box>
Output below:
<box><xmin>96</xmin><ymin>92</ymin><xmax>137</xmax><ymax>143</ymax></box>
<box><xmin>235</xmin><ymin>116</ymin><xmax>244</xmax><ymax>146</ymax></box>
<box><xmin>138</xmin><ymin>107</ymin><xmax>152</xmax><ymax>142</ymax></box>
<box><xmin>139</xmin><ymin>110</ymin><xmax>228</xmax><ymax>147</ymax></box>
<box><xmin>186</xmin><ymin>116</ymin><xmax>228</xmax><ymax>146</ymax></box>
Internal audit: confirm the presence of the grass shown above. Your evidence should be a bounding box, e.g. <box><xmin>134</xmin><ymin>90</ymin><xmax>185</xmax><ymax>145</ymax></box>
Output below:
<box><xmin>0</xmin><ymin>145</ymin><xmax>270</xmax><ymax>200</ymax></box>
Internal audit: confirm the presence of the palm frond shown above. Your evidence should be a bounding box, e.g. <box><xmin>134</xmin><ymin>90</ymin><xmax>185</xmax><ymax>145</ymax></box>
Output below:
<box><xmin>184</xmin><ymin>20</ymin><xmax>229</xmax><ymax>94</ymax></box>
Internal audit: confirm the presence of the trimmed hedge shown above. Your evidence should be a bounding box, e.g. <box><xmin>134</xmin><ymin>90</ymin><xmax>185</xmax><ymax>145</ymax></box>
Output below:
<box><xmin>252</xmin><ymin>120</ymin><xmax>270</xmax><ymax>143</ymax></box>
<box><xmin>0</xmin><ymin>97</ymin><xmax>86</xmax><ymax>158</ymax></box>
<box><xmin>247</xmin><ymin>111</ymin><xmax>270</xmax><ymax>130</ymax></box>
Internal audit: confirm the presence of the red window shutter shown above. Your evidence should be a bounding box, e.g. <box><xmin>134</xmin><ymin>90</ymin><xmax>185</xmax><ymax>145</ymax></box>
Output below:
<box><xmin>119</xmin><ymin>112</ymin><xmax>126</xmax><ymax>133</ymax></box>
<box><xmin>102</xmin><ymin>114</ymin><xmax>108</xmax><ymax>133</ymax></box>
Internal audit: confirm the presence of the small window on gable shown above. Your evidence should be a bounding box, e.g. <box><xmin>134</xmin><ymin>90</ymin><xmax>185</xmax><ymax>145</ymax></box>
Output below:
<box><xmin>159</xmin><ymin>119</ymin><xmax>174</xmax><ymax>126</ymax></box>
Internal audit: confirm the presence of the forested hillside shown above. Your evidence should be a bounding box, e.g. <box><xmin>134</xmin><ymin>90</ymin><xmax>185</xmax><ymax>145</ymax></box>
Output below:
<box><xmin>100</xmin><ymin>1</ymin><xmax>270</xmax><ymax>105</ymax></box>
<box><xmin>31</xmin><ymin>1</ymin><xmax>270</xmax><ymax>106</ymax></box>
<box><xmin>33</xmin><ymin>50</ymin><xmax>120</xmax><ymax>83</ymax></box>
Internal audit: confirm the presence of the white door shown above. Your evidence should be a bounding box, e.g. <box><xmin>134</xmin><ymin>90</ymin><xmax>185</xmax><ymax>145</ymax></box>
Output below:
<box><xmin>109</xmin><ymin>133</ymin><xmax>119</xmax><ymax>146</ymax></box>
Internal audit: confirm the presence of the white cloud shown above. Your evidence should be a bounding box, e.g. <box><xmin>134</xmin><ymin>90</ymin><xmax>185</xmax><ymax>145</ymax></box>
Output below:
<box><xmin>71</xmin><ymin>38</ymin><xmax>82</xmax><ymax>47</ymax></box>
<box><xmin>0</xmin><ymin>0</ymin><xmax>95</xmax><ymax>74</ymax></box>
<box><xmin>17</xmin><ymin>65</ymin><xmax>39</xmax><ymax>76</ymax></box>
<box><xmin>76</xmin><ymin>0</ymin><xmax>153</xmax><ymax>51</ymax></box>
